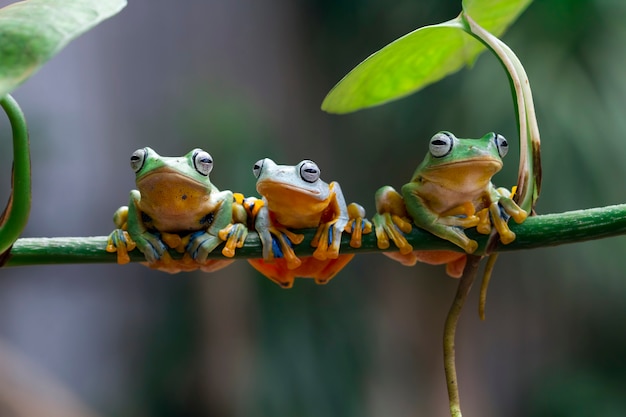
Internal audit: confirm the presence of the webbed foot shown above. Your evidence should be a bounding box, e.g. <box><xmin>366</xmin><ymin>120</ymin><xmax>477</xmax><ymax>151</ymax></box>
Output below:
<box><xmin>344</xmin><ymin>203</ymin><xmax>372</xmax><ymax>248</ymax></box>
<box><xmin>187</xmin><ymin>231</ymin><xmax>223</xmax><ymax>263</ymax></box>
<box><xmin>372</xmin><ymin>212</ymin><xmax>413</xmax><ymax>255</ymax></box>
<box><xmin>218</xmin><ymin>223</ymin><xmax>249</xmax><ymax>257</ymax></box>
<box><xmin>106</xmin><ymin>229</ymin><xmax>136</xmax><ymax>264</ymax></box>
<box><xmin>489</xmin><ymin>189</ymin><xmax>528</xmax><ymax>245</ymax></box>
<box><xmin>132</xmin><ymin>230</ymin><xmax>169</xmax><ymax>264</ymax></box>
<box><xmin>258</xmin><ymin>226</ymin><xmax>304</xmax><ymax>269</ymax></box>
<box><xmin>311</xmin><ymin>220</ymin><xmax>342</xmax><ymax>260</ymax></box>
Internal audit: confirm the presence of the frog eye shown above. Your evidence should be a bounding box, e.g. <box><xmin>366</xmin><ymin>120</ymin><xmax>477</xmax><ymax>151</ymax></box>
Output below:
<box><xmin>130</xmin><ymin>148</ymin><xmax>147</xmax><ymax>172</ymax></box>
<box><xmin>429</xmin><ymin>132</ymin><xmax>454</xmax><ymax>158</ymax></box>
<box><xmin>300</xmin><ymin>160</ymin><xmax>320</xmax><ymax>183</ymax></box>
<box><xmin>252</xmin><ymin>159</ymin><xmax>264</xmax><ymax>178</ymax></box>
<box><xmin>494</xmin><ymin>134</ymin><xmax>509</xmax><ymax>158</ymax></box>
<box><xmin>193</xmin><ymin>149</ymin><xmax>213</xmax><ymax>176</ymax></box>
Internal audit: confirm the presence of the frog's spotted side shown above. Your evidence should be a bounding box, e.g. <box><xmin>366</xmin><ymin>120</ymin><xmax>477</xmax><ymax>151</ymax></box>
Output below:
<box><xmin>373</xmin><ymin>131</ymin><xmax>528</xmax><ymax>277</ymax></box>
<box><xmin>106</xmin><ymin>148</ymin><xmax>247</xmax><ymax>273</ymax></box>
<box><xmin>248</xmin><ymin>158</ymin><xmax>371</xmax><ymax>288</ymax></box>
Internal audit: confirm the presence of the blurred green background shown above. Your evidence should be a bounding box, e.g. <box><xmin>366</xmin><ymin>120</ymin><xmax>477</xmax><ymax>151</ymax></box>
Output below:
<box><xmin>1</xmin><ymin>0</ymin><xmax>626</xmax><ymax>416</ymax></box>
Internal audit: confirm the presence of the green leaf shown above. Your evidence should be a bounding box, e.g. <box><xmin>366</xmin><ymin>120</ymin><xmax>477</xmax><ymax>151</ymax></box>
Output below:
<box><xmin>321</xmin><ymin>18</ymin><xmax>476</xmax><ymax>114</ymax></box>
<box><xmin>0</xmin><ymin>0</ymin><xmax>127</xmax><ymax>98</ymax></box>
<box><xmin>463</xmin><ymin>0</ymin><xmax>532</xmax><ymax>37</ymax></box>
<box><xmin>322</xmin><ymin>0</ymin><xmax>532</xmax><ymax>114</ymax></box>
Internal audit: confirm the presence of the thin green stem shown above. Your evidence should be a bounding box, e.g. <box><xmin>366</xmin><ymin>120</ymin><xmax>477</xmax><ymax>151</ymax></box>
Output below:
<box><xmin>4</xmin><ymin>204</ymin><xmax>626</xmax><ymax>267</ymax></box>
<box><xmin>478</xmin><ymin>253</ymin><xmax>498</xmax><ymax>321</ymax></box>
<box><xmin>0</xmin><ymin>94</ymin><xmax>31</xmax><ymax>257</ymax></box>
<box><xmin>443</xmin><ymin>254</ymin><xmax>481</xmax><ymax>417</ymax></box>
<box><xmin>460</xmin><ymin>13</ymin><xmax>541</xmax><ymax>213</ymax></box>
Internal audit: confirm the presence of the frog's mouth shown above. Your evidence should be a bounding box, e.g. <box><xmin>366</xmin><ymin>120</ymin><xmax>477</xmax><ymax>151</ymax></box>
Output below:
<box><xmin>257</xmin><ymin>180</ymin><xmax>329</xmax><ymax>209</ymax></box>
<box><xmin>421</xmin><ymin>158</ymin><xmax>503</xmax><ymax>189</ymax></box>
<box><xmin>137</xmin><ymin>169</ymin><xmax>211</xmax><ymax>215</ymax></box>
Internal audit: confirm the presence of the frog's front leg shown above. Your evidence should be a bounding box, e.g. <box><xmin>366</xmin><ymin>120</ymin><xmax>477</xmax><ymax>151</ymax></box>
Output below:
<box><xmin>187</xmin><ymin>190</ymin><xmax>234</xmax><ymax>262</ymax></box>
<box><xmin>401</xmin><ymin>183</ymin><xmax>479</xmax><ymax>254</ymax></box>
<box><xmin>311</xmin><ymin>182</ymin><xmax>349</xmax><ymax>261</ymax></box>
<box><xmin>488</xmin><ymin>187</ymin><xmax>528</xmax><ymax>244</ymax></box>
<box><xmin>372</xmin><ymin>186</ymin><xmax>414</xmax><ymax>255</ymax></box>
<box><xmin>344</xmin><ymin>203</ymin><xmax>372</xmax><ymax>248</ymax></box>
<box><xmin>254</xmin><ymin>205</ymin><xmax>303</xmax><ymax>269</ymax></box>
<box><xmin>126</xmin><ymin>190</ymin><xmax>170</xmax><ymax>263</ymax></box>
<box><xmin>106</xmin><ymin>206</ymin><xmax>136</xmax><ymax>264</ymax></box>
<box><xmin>216</xmin><ymin>193</ymin><xmax>253</xmax><ymax>258</ymax></box>
<box><xmin>496</xmin><ymin>187</ymin><xmax>528</xmax><ymax>223</ymax></box>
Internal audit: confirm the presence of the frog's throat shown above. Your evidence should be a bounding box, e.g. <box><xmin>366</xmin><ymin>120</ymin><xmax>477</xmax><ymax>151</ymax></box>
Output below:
<box><xmin>257</xmin><ymin>181</ymin><xmax>332</xmax><ymax>227</ymax></box>
<box><xmin>136</xmin><ymin>170</ymin><xmax>214</xmax><ymax>228</ymax></box>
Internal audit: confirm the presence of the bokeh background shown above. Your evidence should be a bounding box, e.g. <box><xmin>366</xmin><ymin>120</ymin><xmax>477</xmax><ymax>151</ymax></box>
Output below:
<box><xmin>1</xmin><ymin>0</ymin><xmax>626</xmax><ymax>416</ymax></box>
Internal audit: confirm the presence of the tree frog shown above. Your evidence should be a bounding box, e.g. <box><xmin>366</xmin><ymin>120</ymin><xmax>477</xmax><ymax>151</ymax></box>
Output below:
<box><xmin>373</xmin><ymin>131</ymin><xmax>528</xmax><ymax>277</ymax></box>
<box><xmin>248</xmin><ymin>158</ymin><xmax>370</xmax><ymax>288</ymax></box>
<box><xmin>106</xmin><ymin>147</ymin><xmax>247</xmax><ymax>273</ymax></box>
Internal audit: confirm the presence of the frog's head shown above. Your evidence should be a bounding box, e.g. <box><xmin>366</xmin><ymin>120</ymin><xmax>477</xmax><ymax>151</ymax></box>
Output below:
<box><xmin>252</xmin><ymin>158</ymin><xmax>331</xmax><ymax>208</ymax></box>
<box><xmin>418</xmin><ymin>131</ymin><xmax>507</xmax><ymax>176</ymax></box>
<box><xmin>130</xmin><ymin>147</ymin><xmax>215</xmax><ymax>213</ymax></box>
<box><xmin>413</xmin><ymin>131</ymin><xmax>509</xmax><ymax>193</ymax></box>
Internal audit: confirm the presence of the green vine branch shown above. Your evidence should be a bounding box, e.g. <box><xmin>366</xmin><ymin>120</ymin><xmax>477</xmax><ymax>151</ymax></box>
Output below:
<box><xmin>4</xmin><ymin>203</ymin><xmax>626</xmax><ymax>267</ymax></box>
<box><xmin>443</xmin><ymin>254</ymin><xmax>481</xmax><ymax>417</ymax></box>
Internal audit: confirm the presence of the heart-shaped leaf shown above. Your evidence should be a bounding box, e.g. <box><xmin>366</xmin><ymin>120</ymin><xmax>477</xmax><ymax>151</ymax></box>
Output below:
<box><xmin>0</xmin><ymin>0</ymin><xmax>127</xmax><ymax>98</ymax></box>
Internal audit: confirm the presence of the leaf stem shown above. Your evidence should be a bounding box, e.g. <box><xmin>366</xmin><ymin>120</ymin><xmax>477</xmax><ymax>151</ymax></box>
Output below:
<box><xmin>460</xmin><ymin>12</ymin><xmax>541</xmax><ymax>213</ymax></box>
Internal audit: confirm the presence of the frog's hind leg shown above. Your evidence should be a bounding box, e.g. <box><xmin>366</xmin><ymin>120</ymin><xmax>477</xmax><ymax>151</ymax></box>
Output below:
<box><xmin>402</xmin><ymin>186</ymin><xmax>479</xmax><ymax>254</ymax></box>
<box><xmin>411</xmin><ymin>204</ymin><xmax>478</xmax><ymax>253</ymax></box>
<box><xmin>270</xmin><ymin>227</ymin><xmax>303</xmax><ymax>269</ymax></box>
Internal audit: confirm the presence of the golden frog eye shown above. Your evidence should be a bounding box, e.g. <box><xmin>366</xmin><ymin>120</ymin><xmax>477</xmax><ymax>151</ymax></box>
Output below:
<box><xmin>495</xmin><ymin>133</ymin><xmax>509</xmax><ymax>158</ymax></box>
<box><xmin>193</xmin><ymin>149</ymin><xmax>213</xmax><ymax>176</ymax></box>
<box><xmin>429</xmin><ymin>131</ymin><xmax>454</xmax><ymax>158</ymax></box>
<box><xmin>299</xmin><ymin>160</ymin><xmax>320</xmax><ymax>183</ymax></box>
<box><xmin>130</xmin><ymin>148</ymin><xmax>147</xmax><ymax>172</ymax></box>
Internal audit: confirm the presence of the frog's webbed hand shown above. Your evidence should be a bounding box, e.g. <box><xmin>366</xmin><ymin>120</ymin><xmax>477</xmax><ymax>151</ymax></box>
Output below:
<box><xmin>401</xmin><ymin>184</ymin><xmax>478</xmax><ymax>254</ymax></box>
<box><xmin>215</xmin><ymin>193</ymin><xmax>252</xmax><ymax>258</ymax></box>
<box><xmin>255</xmin><ymin>206</ymin><xmax>303</xmax><ymax>269</ymax></box>
<box><xmin>496</xmin><ymin>187</ymin><xmax>528</xmax><ymax>224</ymax></box>
<box><xmin>311</xmin><ymin>182</ymin><xmax>349</xmax><ymax>261</ymax></box>
<box><xmin>488</xmin><ymin>187</ymin><xmax>529</xmax><ymax>245</ymax></box>
<box><xmin>106</xmin><ymin>206</ymin><xmax>136</xmax><ymax>264</ymax></box>
<box><xmin>188</xmin><ymin>191</ymin><xmax>235</xmax><ymax>262</ymax></box>
<box><xmin>125</xmin><ymin>190</ymin><xmax>170</xmax><ymax>263</ymax></box>
<box><xmin>373</xmin><ymin>186</ymin><xmax>413</xmax><ymax>255</ymax></box>
<box><xmin>372</xmin><ymin>213</ymin><xmax>413</xmax><ymax>254</ymax></box>
<box><xmin>106</xmin><ymin>229</ymin><xmax>136</xmax><ymax>264</ymax></box>
<box><xmin>218</xmin><ymin>223</ymin><xmax>248</xmax><ymax>258</ymax></box>
<box><xmin>344</xmin><ymin>203</ymin><xmax>372</xmax><ymax>248</ymax></box>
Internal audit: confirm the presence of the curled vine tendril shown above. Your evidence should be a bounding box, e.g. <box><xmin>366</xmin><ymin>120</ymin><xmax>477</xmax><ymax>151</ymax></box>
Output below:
<box><xmin>0</xmin><ymin>95</ymin><xmax>31</xmax><ymax>264</ymax></box>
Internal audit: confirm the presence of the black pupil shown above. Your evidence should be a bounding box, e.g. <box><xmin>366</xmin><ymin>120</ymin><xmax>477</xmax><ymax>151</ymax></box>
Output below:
<box><xmin>305</xmin><ymin>168</ymin><xmax>316</xmax><ymax>174</ymax></box>
<box><xmin>432</xmin><ymin>139</ymin><xmax>447</xmax><ymax>146</ymax></box>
